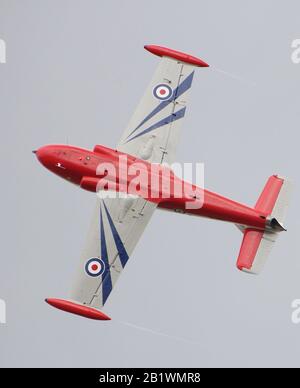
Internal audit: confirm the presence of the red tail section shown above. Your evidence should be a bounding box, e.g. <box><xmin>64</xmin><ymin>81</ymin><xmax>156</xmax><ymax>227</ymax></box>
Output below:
<box><xmin>236</xmin><ymin>175</ymin><xmax>292</xmax><ymax>274</ymax></box>
<box><xmin>237</xmin><ymin>229</ymin><xmax>265</xmax><ymax>272</ymax></box>
<box><xmin>254</xmin><ymin>175</ymin><xmax>284</xmax><ymax>214</ymax></box>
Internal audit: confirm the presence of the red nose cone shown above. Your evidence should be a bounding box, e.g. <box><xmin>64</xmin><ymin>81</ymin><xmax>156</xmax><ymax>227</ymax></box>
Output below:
<box><xmin>35</xmin><ymin>145</ymin><xmax>53</xmax><ymax>168</ymax></box>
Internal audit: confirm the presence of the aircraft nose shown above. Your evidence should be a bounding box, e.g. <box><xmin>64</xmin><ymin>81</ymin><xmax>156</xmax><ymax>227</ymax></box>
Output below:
<box><xmin>34</xmin><ymin>145</ymin><xmax>54</xmax><ymax>168</ymax></box>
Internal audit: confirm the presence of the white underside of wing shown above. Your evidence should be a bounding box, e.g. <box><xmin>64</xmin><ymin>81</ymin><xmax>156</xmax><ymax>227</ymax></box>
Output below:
<box><xmin>70</xmin><ymin>56</ymin><xmax>199</xmax><ymax>308</ymax></box>
<box><xmin>70</xmin><ymin>195</ymin><xmax>157</xmax><ymax>308</ymax></box>
<box><xmin>117</xmin><ymin>57</ymin><xmax>196</xmax><ymax>165</ymax></box>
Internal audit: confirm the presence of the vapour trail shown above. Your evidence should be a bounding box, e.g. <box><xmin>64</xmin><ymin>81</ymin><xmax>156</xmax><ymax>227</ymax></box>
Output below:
<box><xmin>211</xmin><ymin>65</ymin><xmax>257</xmax><ymax>87</ymax></box>
<box><xmin>118</xmin><ymin>320</ymin><xmax>201</xmax><ymax>346</ymax></box>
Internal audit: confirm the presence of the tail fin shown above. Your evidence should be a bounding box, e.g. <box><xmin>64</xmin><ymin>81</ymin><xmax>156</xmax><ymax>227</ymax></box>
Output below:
<box><xmin>237</xmin><ymin>175</ymin><xmax>292</xmax><ymax>274</ymax></box>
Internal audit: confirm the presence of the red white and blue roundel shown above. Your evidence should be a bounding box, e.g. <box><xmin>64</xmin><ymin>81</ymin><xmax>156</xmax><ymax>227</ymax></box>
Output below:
<box><xmin>153</xmin><ymin>83</ymin><xmax>173</xmax><ymax>101</ymax></box>
<box><xmin>85</xmin><ymin>258</ymin><xmax>105</xmax><ymax>277</ymax></box>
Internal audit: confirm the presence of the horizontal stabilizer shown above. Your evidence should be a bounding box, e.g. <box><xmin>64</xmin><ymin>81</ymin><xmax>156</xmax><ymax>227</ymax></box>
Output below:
<box><xmin>237</xmin><ymin>229</ymin><xmax>277</xmax><ymax>274</ymax></box>
<box><xmin>237</xmin><ymin>175</ymin><xmax>292</xmax><ymax>274</ymax></box>
<box><xmin>255</xmin><ymin>175</ymin><xmax>292</xmax><ymax>223</ymax></box>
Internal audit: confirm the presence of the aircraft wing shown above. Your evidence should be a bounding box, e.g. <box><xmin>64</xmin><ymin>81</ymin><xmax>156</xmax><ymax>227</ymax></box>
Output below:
<box><xmin>117</xmin><ymin>45</ymin><xmax>208</xmax><ymax>165</ymax></box>
<box><xmin>46</xmin><ymin>46</ymin><xmax>208</xmax><ymax>320</ymax></box>
<box><xmin>69</xmin><ymin>195</ymin><xmax>157</xmax><ymax>310</ymax></box>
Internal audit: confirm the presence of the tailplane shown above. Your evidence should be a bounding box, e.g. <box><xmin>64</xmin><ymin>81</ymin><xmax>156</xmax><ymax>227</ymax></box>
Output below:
<box><xmin>237</xmin><ymin>175</ymin><xmax>292</xmax><ymax>274</ymax></box>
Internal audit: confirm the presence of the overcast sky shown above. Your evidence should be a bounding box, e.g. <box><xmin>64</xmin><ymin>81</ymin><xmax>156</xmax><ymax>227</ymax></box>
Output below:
<box><xmin>0</xmin><ymin>0</ymin><xmax>300</xmax><ymax>367</ymax></box>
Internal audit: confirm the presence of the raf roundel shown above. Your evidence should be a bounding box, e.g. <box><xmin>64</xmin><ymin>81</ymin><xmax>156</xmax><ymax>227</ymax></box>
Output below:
<box><xmin>153</xmin><ymin>83</ymin><xmax>173</xmax><ymax>101</ymax></box>
<box><xmin>85</xmin><ymin>258</ymin><xmax>105</xmax><ymax>277</ymax></box>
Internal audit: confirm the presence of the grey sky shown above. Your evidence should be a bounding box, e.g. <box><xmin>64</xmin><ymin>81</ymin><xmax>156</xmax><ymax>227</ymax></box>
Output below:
<box><xmin>0</xmin><ymin>0</ymin><xmax>300</xmax><ymax>367</ymax></box>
